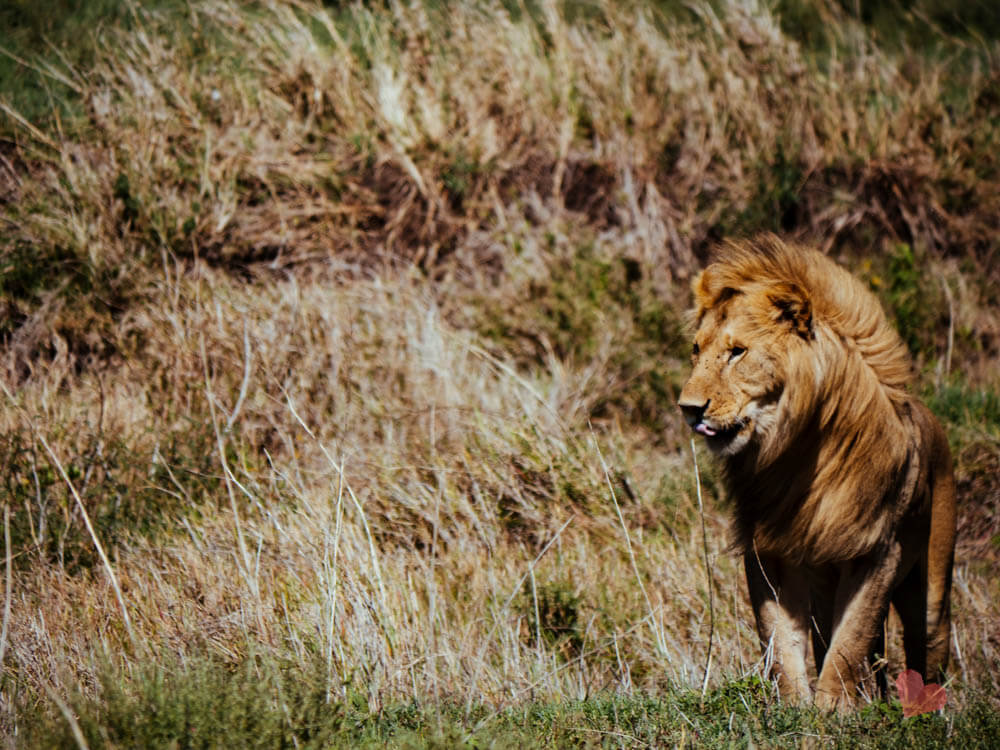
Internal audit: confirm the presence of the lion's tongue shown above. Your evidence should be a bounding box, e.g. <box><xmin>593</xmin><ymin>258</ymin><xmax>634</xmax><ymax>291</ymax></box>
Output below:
<box><xmin>695</xmin><ymin>423</ymin><xmax>717</xmax><ymax>437</ymax></box>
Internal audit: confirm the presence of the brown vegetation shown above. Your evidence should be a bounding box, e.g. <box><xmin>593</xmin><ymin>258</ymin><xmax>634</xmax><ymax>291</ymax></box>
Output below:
<box><xmin>0</xmin><ymin>0</ymin><xmax>998</xmax><ymax>738</ymax></box>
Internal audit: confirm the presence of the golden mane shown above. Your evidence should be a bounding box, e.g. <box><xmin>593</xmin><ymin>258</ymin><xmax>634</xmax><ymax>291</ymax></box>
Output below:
<box><xmin>691</xmin><ymin>235</ymin><xmax>918</xmax><ymax>563</ymax></box>
<box><xmin>697</xmin><ymin>234</ymin><xmax>912</xmax><ymax>392</ymax></box>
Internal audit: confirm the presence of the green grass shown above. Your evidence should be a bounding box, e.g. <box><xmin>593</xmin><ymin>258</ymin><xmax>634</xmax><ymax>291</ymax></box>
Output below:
<box><xmin>774</xmin><ymin>0</ymin><xmax>1000</xmax><ymax>57</ymax></box>
<box><xmin>926</xmin><ymin>380</ymin><xmax>1000</xmax><ymax>434</ymax></box>
<box><xmin>17</xmin><ymin>654</ymin><xmax>1000</xmax><ymax>748</ymax></box>
<box><xmin>0</xmin><ymin>0</ymin><xmax>190</xmax><ymax>133</ymax></box>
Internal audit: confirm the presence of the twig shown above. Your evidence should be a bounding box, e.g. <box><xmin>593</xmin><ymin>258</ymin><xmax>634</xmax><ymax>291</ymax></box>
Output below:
<box><xmin>200</xmin><ymin>333</ymin><xmax>264</xmax><ymax>635</ymax></box>
<box><xmin>530</xmin><ymin>567</ymin><xmax>542</xmax><ymax>655</ymax></box>
<box><xmin>0</xmin><ymin>99</ymin><xmax>58</xmax><ymax>150</ymax></box>
<box><xmin>0</xmin><ymin>507</ymin><xmax>11</xmax><ymax>669</ymax></box>
<box><xmin>225</xmin><ymin>320</ymin><xmax>253</xmax><ymax>433</ymax></box>
<box><xmin>37</xmin><ymin>674</ymin><xmax>90</xmax><ymax>750</ymax></box>
<box><xmin>0</xmin><ymin>42</ymin><xmax>82</xmax><ymax>92</ymax></box>
<box><xmin>690</xmin><ymin>438</ymin><xmax>715</xmax><ymax>702</ymax></box>
<box><xmin>325</xmin><ymin>460</ymin><xmax>345</xmax><ymax>702</ymax></box>
<box><xmin>591</xmin><ymin>424</ymin><xmax>666</xmax><ymax>656</ymax></box>
<box><xmin>940</xmin><ymin>276</ymin><xmax>955</xmax><ymax>381</ymax></box>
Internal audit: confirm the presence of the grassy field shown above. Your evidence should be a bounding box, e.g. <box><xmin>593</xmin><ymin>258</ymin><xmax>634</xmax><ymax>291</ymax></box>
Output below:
<box><xmin>1</xmin><ymin>0</ymin><xmax>999</xmax><ymax>746</ymax></box>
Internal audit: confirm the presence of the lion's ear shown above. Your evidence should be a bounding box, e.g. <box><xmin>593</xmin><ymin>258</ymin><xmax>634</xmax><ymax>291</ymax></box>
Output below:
<box><xmin>693</xmin><ymin>269</ymin><xmax>738</xmax><ymax>311</ymax></box>
<box><xmin>768</xmin><ymin>282</ymin><xmax>813</xmax><ymax>338</ymax></box>
<box><xmin>692</xmin><ymin>270</ymin><xmax>712</xmax><ymax>308</ymax></box>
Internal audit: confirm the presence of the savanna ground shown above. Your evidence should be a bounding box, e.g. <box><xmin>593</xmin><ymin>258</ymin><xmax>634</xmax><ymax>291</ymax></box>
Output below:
<box><xmin>1</xmin><ymin>0</ymin><xmax>999</xmax><ymax>746</ymax></box>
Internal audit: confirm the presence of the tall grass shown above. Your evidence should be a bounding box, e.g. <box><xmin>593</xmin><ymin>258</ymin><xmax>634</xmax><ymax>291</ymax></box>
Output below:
<box><xmin>1</xmin><ymin>0</ymin><xmax>998</xmax><ymax>744</ymax></box>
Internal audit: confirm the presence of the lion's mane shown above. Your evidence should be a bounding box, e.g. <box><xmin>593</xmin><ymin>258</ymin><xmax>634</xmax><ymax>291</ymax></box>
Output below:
<box><xmin>694</xmin><ymin>235</ymin><xmax>926</xmax><ymax>564</ymax></box>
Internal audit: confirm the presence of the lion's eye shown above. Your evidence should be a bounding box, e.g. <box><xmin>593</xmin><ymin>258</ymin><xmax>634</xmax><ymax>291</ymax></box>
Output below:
<box><xmin>692</xmin><ymin>343</ymin><xmax>700</xmax><ymax>357</ymax></box>
<box><xmin>729</xmin><ymin>346</ymin><xmax>746</xmax><ymax>360</ymax></box>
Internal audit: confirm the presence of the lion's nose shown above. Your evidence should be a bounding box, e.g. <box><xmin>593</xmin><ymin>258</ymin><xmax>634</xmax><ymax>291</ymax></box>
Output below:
<box><xmin>678</xmin><ymin>398</ymin><xmax>710</xmax><ymax>427</ymax></box>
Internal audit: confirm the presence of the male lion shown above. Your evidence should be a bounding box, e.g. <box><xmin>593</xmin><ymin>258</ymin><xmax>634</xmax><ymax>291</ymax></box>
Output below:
<box><xmin>678</xmin><ymin>234</ymin><xmax>956</xmax><ymax>710</ymax></box>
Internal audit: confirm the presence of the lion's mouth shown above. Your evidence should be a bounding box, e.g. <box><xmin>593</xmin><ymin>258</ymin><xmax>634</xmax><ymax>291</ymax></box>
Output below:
<box><xmin>693</xmin><ymin>419</ymin><xmax>746</xmax><ymax>442</ymax></box>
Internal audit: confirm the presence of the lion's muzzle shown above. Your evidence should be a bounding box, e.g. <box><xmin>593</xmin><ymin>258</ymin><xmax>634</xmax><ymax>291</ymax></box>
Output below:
<box><xmin>678</xmin><ymin>397</ymin><xmax>710</xmax><ymax>432</ymax></box>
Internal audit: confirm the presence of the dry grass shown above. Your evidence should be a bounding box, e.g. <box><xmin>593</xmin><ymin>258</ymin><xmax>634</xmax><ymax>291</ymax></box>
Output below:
<box><xmin>1</xmin><ymin>0</ymin><xmax>998</xmax><ymax>742</ymax></box>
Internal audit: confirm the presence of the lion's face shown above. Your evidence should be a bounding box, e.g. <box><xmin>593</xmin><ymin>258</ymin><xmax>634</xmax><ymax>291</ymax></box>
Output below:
<box><xmin>678</xmin><ymin>278</ymin><xmax>813</xmax><ymax>456</ymax></box>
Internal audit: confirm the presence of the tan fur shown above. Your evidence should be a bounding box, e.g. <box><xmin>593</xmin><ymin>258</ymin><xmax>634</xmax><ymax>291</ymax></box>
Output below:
<box><xmin>678</xmin><ymin>234</ymin><xmax>956</xmax><ymax>710</ymax></box>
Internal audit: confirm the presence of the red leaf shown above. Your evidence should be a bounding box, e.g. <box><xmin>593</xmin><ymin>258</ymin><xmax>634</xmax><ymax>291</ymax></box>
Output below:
<box><xmin>896</xmin><ymin>669</ymin><xmax>947</xmax><ymax>718</ymax></box>
<box><xmin>896</xmin><ymin>670</ymin><xmax>924</xmax><ymax>704</ymax></box>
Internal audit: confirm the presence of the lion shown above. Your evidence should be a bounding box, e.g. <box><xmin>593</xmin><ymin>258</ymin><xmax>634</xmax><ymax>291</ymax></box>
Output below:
<box><xmin>677</xmin><ymin>234</ymin><xmax>956</xmax><ymax>710</ymax></box>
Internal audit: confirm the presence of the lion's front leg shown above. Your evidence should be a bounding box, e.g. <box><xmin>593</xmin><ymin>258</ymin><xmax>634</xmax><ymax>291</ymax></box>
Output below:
<box><xmin>744</xmin><ymin>550</ymin><xmax>812</xmax><ymax>703</ymax></box>
<box><xmin>814</xmin><ymin>545</ymin><xmax>903</xmax><ymax>710</ymax></box>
